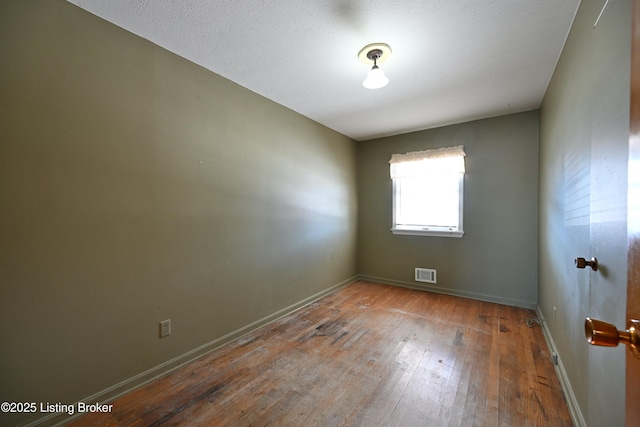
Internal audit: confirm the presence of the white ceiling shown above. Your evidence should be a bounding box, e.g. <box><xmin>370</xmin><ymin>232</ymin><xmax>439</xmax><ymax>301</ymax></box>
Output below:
<box><xmin>67</xmin><ymin>0</ymin><xmax>580</xmax><ymax>141</ymax></box>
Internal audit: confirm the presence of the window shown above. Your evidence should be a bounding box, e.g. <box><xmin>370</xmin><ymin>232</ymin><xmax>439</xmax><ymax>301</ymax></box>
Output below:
<box><xmin>389</xmin><ymin>145</ymin><xmax>465</xmax><ymax>237</ymax></box>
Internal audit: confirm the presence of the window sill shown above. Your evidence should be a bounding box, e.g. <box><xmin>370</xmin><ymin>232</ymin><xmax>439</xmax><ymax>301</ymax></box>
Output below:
<box><xmin>391</xmin><ymin>227</ymin><xmax>464</xmax><ymax>238</ymax></box>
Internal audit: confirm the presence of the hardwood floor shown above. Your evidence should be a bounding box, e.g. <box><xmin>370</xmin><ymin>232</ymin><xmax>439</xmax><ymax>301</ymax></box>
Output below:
<box><xmin>66</xmin><ymin>281</ymin><xmax>573</xmax><ymax>426</ymax></box>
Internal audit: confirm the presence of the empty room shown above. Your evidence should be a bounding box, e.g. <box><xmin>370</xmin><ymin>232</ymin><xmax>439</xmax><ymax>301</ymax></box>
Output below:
<box><xmin>2</xmin><ymin>0</ymin><xmax>639</xmax><ymax>426</ymax></box>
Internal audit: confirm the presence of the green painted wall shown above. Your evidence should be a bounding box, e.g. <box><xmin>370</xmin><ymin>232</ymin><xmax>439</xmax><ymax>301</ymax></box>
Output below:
<box><xmin>538</xmin><ymin>0</ymin><xmax>630</xmax><ymax>426</ymax></box>
<box><xmin>357</xmin><ymin>111</ymin><xmax>539</xmax><ymax>307</ymax></box>
<box><xmin>0</xmin><ymin>1</ymin><xmax>357</xmax><ymax>424</ymax></box>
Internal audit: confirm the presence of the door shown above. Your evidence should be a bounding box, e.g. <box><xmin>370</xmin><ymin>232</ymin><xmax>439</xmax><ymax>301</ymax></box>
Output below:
<box><xmin>583</xmin><ymin>1</ymin><xmax>633</xmax><ymax>425</ymax></box>
<box><xmin>585</xmin><ymin>1</ymin><xmax>640</xmax><ymax>426</ymax></box>
<box><xmin>626</xmin><ymin>1</ymin><xmax>640</xmax><ymax>425</ymax></box>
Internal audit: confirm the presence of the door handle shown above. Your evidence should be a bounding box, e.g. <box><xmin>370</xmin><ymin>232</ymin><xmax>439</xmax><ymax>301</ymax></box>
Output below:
<box><xmin>585</xmin><ymin>317</ymin><xmax>640</xmax><ymax>358</ymax></box>
<box><xmin>575</xmin><ymin>257</ymin><xmax>598</xmax><ymax>271</ymax></box>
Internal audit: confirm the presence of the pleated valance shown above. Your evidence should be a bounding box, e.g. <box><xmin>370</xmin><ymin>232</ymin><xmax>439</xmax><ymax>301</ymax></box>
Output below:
<box><xmin>389</xmin><ymin>146</ymin><xmax>465</xmax><ymax>178</ymax></box>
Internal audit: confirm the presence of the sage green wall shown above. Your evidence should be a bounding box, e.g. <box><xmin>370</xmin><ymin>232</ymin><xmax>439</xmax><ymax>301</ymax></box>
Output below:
<box><xmin>357</xmin><ymin>111</ymin><xmax>539</xmax><ymax>308</ymax></box>
<box><xmin>0</xmin><ymin>1</ymin><xmax>357</xmax><ymax>424</ymax></box>
<box><xmin>538</xmin><ymin>1</ymin><xmax>630</xmax><ymax>426</ymax></box>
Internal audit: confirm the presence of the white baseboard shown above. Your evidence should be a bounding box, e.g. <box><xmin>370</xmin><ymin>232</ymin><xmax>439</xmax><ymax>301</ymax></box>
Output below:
<box><xmin>535</xmin><ymin>306</ymin><xmax>586</xmax><ymax>427</ymax></box>
<box><xmin>25</xmin><ymin>276</ymin><xmax>358</xmax><ymax>427</ymax></box>
<box><xmin>358</xmin><ymin>274</ymin><xmax>537</xmax><ymax>309</ymax></box>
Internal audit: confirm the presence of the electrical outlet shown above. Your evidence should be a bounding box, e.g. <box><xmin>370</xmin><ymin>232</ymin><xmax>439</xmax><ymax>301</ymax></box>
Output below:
<box><xmin>159</xmin><ymin>319</ymin><xmax>171</xmax><ymax>338</ymax></box>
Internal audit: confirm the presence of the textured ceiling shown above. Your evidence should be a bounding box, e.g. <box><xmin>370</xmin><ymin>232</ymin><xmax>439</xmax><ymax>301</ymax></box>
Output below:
<box><xmin>67</xmin><ymin>0</ymin><xmax>580</xmax><ymax>141</ymax></box>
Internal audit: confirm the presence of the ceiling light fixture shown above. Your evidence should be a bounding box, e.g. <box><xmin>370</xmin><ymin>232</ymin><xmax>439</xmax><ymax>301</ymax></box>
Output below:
<box><xmin>358</xmin><ymin>43</ymin><xmax>392</xmax><ymax>89</ymax></box>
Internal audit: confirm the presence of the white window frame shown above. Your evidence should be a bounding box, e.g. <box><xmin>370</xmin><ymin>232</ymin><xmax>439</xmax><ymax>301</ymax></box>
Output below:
<box><xmin>390</xmin><ymin>146</ymin><xmax>465</xmax><ymax>238</ymax></box>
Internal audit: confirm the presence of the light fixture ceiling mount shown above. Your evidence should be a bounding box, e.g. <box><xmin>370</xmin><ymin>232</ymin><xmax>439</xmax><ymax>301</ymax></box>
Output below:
<box><xmin>358</xmin><ymin>43</ymin><xmax>392</xmax><ymax>90</ymax></box>
<box><xmin>366</xmin><ymin>48</ymin><xmax>384</xmax><ymax>62</ymax></box>
<box><xmin>357</xmin><ymin>43</ymin><xmax>392</xmax><ymax>65</ymax></box>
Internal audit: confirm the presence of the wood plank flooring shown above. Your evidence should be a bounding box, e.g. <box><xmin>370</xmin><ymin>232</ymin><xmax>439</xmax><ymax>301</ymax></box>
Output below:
<box><xmin>66</xmin><ymin>281</ymin><xmax>573</xmax><ymax>426</ymax></box>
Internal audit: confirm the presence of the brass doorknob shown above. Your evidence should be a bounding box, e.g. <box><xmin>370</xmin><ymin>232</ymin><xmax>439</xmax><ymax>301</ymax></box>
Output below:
<box><xmin>575</xmin><ymin>257</ymin><xmax>598</xmax><ymax>271</ymax></box>
<box><xmin>585</xmin><ymin>317</ymin><xmax>640</xmax><ymax>358</ymax></box>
